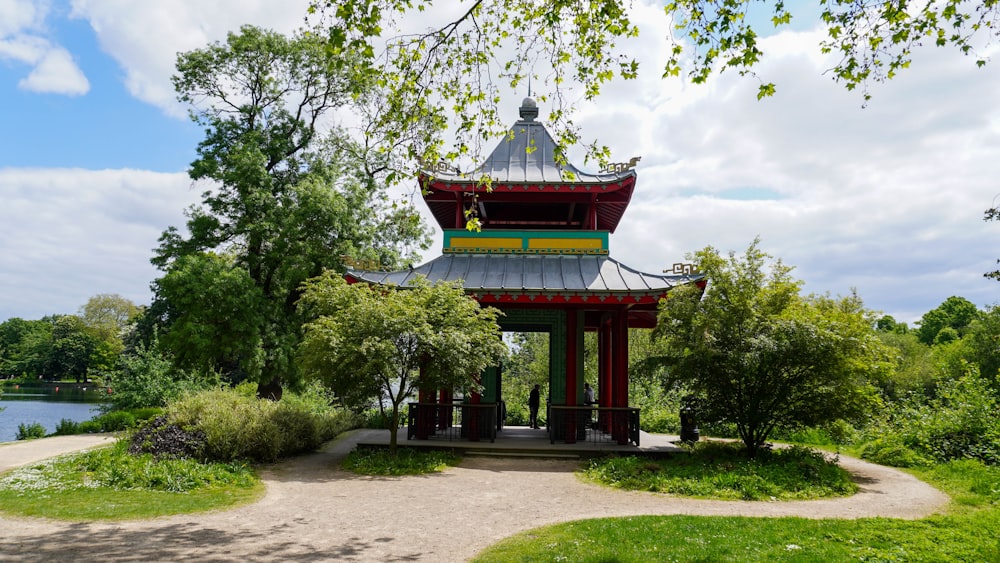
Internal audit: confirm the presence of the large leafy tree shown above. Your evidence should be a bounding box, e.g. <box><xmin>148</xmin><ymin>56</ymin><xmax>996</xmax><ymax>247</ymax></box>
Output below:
<box><xmin>306</xmin><ymin>0</ymin><xmax>999</xmax><ymax>168</ymax></box>
<box><xmin>298</xmin><ymin>273</ymin><xmax>506</xmax><ymax>449</ymax></box>
<box><xmin>151</xmin><ymin>26</ymin><xmax>430</xmax><ymax>396</ymax></box>
<box><xmin>655</xmin><ymin>239</ymin><xmax>889</xmax><ymax>457</ymax></box>
<box><xmin>47</xmin><ymin>315</ymin><xmax>98</xmax><ymax>383</ymax></box>
<box><xmin>78</xmin><ymin>293</ymin><xmax>140</xmax><ymax>373</ymax></box>
<box><xmin>0</xmin><ymin>318</ymin><xmax>52</xmax><ymax>378</ymax></box>
<box><xmin>915</xmin><ymin>296</ymin><xmax>981</xmax><ymax>345</ymax></box>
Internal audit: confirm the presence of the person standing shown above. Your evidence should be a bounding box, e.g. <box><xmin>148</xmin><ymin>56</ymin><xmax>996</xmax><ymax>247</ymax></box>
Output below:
<box><xmin>583</xmin><ymin>382</ymin><xmax>595</xmax><ymax>405</ymax></box>
<box><xmin>528</xmin><ymin>384</ymin><xmax>541</xmax><ymax>429</ymax></box>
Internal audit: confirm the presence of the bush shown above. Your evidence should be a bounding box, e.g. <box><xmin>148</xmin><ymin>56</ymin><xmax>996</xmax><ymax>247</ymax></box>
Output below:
<box><xmin>54</xmin><ymin>418</ymin><xmax>80</xmax><ymax>435</ymax></box>
<box><xmin>861</xmin><ymin>369</ymin><xmax>1000</xmax><ymax>465</ymax></box>
<box><xmin>94</xmin><ymin>411</ymin><xmax>136</xmax><ymax>432</ymax></box>
<box><xmin>639</xmin><ymin>403</ymin><xmax>679</xmax><ymax>434</ymax></box>
<box><xmin>861</xmin><ymin>436</ymin><xmax>932</xmax><ymax>468</ymax></box>
<box><xmin>16</xmin><ymin>422</ymin><xmax>47</xmax><ymax>440</ymax></box>
<box><xmin>166</xmin><ymin>386</ymin><xmax>358</xmax><ymax>463</ymax></box>
<box><xmin>129</xmin><ymin>415</ymin><xmax>207</xmax><ymax>460</ymax></box>
<box><xmin>78</xmin><ymin>420</ymin><xmax>102</xmax><ymax>433</ymax></box>
<box><xmin>106</xmin><ymin>340</ymin><xmax>216</xmax><ymax>410</ymax></box>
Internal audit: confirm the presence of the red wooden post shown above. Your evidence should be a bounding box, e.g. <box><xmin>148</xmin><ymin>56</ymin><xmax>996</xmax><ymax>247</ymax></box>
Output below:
<box><xmin>416</xmin><ymin>386</ymin><xmax>437</xmax><ymax>440</ymax></box>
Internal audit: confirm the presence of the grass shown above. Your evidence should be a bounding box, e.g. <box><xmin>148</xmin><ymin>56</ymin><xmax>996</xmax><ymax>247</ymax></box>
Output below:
<box><xmin>582</xmin><ymin>442</ymin><xmax>857</xmax><ymax>500</ymax></box>
<box><xmin>0</xmin><ymin>440</ymin><xmax>264</xmax><ymax>520</ymax></box>
<box><xmin>474</xmin><ymin>458</ymin><xmax>1000</xmax><ymax>562</ymax></box>
<box><xmin>342</xmin><ymin>446</ymin><xmax>461</xmax><ymax>475</ymax></box>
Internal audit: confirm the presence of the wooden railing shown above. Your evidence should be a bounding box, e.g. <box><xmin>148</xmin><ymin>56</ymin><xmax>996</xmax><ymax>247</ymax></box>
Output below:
<box><xmin>547</xmin><ymin>406</ymin><xmax>640</xmax><ymax>446</ymax></box>
<box><xmin>407</xmin><ymin>402</ymin><xmax>498</xmax><ymax>443</ymax></box>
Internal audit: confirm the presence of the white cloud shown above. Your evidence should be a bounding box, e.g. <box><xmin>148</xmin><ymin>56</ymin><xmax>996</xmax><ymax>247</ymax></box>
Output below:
<box><xmin>0</xmin><ymin>0</ymin><xmax>90</xmax><ymax>96</ymax></box>
<box><xmin>0</xmin><ymin>0</ymin><xmax>46</xmax><ymax>37</ymax></box>
<box><xmin>0</xmin><ymin>168</ymin><xmax>201</xmax><ymax>320</ymax></box>
<box><xmin>567</xmin><ymin>21</ymin><xmax>1000</xmax><ymax>324</ymax></box>
<box><xmin>69</xmin><ymin>0</ymin><xmax>315</xmax><ymax>116</ymax></box>
<box><xmin>18</xmin><ymin>46</ymin><xmax>89</xmax><ymax>95</ymax></box>
<box><xmin>4</xmin><ymin>0</ymin><xmax>998</xmax><ymax>325</ymax></box>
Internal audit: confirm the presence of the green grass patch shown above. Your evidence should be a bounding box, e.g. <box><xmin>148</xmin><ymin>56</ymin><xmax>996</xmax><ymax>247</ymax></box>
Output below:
<box><xmin>582</xmin><ymin>442</ymin><xmax>857</xmax><ymax>500</ymax></box>
<box><xmin>0</xmin><ymin>440</ymin><xmax>263</xmax><ymax>520</ymax></box>
<box><xmin>477</xmin><ymin>458</ymin><xmax>1000</xmax><ymax>562</ymax></box>
<box><xmin>343</xmin><ymin>447</ymin><xmax>460</xmax><ymax>475</ymax></box>
<box><xmin>474</xmin><ymin>511</ymin><xmax>1000</xmax><ymax>562</ymax></box>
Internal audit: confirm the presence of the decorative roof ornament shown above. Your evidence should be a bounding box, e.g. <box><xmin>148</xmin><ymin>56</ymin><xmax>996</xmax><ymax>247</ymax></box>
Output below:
<box><xmin>519</xmin><ymin>97</ymin><xmax>538</xmax><ymax>122</ymax></box>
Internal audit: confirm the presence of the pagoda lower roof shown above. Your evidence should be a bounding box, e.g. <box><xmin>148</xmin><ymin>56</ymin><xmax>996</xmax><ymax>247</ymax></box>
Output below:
<box><xmin>345</xmin><ymin>254</ymin><xmax>703</xmax><ymax>299</ymax></box>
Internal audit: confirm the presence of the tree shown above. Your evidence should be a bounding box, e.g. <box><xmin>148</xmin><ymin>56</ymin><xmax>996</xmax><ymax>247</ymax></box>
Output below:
<box><xmin>655</xmin><ymin>239</ymin><xmax>888</xmax><ymax>457</ymax></box>
<box><xmin>306</xmin><ymin>0</ymin><xmax>1000</xmax><ymax>169</ymax></box>
<box><xmin>151</xmin><ymin>26</ymin><xmax>430</xmax><ymax>397</ymax></box>
<box><xmin>48</xmin><ymin>315</ymin><xmax>98</xmax><ymax>383</ymax></box>
<box><xmin>966</xmin><ymin>305</ymin><xmax>1000</xmax><ymax>385</ymax></box>
<box><xmin>915</xmin><ymin>296</ymin><xmax>980</xmax><ymax>345</ymax></box>
<box><xmin>79</xmin><ymin>293</ymin><xmax>140</xmax><ymax>373</ymax></box>
<box><xmin>152</xmin><ymin>253</ymin><xmax>268</xmax><ymax>382</ymax></box>
<box><xmin>298</xmin><ymin>273</ymin><xmax>506</xmax><ymax>450</ymax></box>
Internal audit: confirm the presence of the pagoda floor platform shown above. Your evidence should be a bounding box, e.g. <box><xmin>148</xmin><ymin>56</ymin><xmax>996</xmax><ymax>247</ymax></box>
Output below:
<box><xmin>355</xmin><ymin>425</ymin><xmax>686</xmax><ymax>458</ymax></box>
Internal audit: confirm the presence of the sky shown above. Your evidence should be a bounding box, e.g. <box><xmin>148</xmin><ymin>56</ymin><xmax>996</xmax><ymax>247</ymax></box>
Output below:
<box><xmin>1</xmin><ymin>0</ymin><xmax>997</xmax><ymax>325</ymax></box>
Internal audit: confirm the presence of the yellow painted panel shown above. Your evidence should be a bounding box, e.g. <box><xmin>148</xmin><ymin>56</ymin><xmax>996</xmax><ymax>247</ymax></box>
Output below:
<box><xmin>449</xmin><ymin>237</ymin><xmax>522</xmax><ymax>250</ymax></box>
<box><xmin>528</xmin><ymin>238</ymin><xmax>604</xmax><ymax>250</ymax></box>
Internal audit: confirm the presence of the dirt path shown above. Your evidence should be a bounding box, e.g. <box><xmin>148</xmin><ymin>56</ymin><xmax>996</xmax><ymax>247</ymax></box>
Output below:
<box><xmin>0</xmin><ymin>431</ymin><xmax>949</xmax><ymax>562</ymax></box>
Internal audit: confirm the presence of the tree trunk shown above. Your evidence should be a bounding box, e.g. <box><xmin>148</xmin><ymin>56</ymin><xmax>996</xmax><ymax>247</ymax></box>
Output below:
<box><xmin>388</xmin><ymin>406</ymin><xmax>400</xmax><ymax>452</ymax></box>
<box><xmin>256</xmin><ymin>377</ymin><xmax>283</xmax><ymax>401</ymax></box>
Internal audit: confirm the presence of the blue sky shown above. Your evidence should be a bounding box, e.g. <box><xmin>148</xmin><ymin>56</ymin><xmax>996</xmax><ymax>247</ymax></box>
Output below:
<box><xmin>1</xmin><ymin>0</ymin><xmax>998</xmax><ymax>325</ymax></box>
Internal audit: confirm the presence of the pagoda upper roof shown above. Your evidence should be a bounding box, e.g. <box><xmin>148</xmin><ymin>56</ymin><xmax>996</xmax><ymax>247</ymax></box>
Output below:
<box><xmin>419</xmin><ymin>98</ymin><xmax>638</xmax><ymax>232</ymax></box>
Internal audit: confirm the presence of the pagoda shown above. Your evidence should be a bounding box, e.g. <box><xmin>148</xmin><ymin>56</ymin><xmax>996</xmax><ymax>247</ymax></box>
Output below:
<box><xmin>347</xmin><ymin>98</ymin><xmax>704</xmax><ymax>445</ymax></box>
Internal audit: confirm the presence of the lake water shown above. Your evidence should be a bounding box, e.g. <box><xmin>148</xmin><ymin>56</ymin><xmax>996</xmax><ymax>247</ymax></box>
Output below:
<box><xmin>0</xmin><ymin>386</ymin><xmax>107</xmax><ymax>443</ymax></box>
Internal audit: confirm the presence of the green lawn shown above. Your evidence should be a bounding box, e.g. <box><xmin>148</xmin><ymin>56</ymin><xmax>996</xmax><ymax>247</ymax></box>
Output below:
<box><xmin>0</xmin><ymin>441</ymin><xmax>264</xmax><ymax>520</ymax></box>
<box><xmin>474</xmin><ymin>459</ymin><xmax>1000</xmax><ymax>562</ymax></box>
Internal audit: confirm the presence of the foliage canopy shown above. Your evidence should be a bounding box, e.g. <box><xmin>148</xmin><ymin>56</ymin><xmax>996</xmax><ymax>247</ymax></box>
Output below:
<box><xmin>306</xmin><ymin>0</ymin><xmax>1000</xmax><ymax>168</ymax></box>
<box><xmin>149</xmin><ymin>26</ymin><xmax>430</xmax><ymax>395</ymax></box>
<box><xmin>655</xmin><ymin>239</ymin><xmax>889</xmax><ymax>457</ymax></box>
<box><xmin>298</xmin><ymin>273</ymin><xmax>506</xmax><ymax>449</ymax></box>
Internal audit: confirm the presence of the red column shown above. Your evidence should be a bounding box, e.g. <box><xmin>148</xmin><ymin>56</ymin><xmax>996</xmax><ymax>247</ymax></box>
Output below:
<box><xmin>416</xmin><ymin>385</ymin><xmax>437</xmax><ymax>440</ymax></box>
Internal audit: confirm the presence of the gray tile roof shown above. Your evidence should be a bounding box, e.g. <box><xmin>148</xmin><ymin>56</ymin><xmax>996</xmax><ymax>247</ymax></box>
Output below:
<box><xmin>346</xmin><ymin>254</ymin><xmax>702</xmax><ymax>294</ymax></box>
<box><xmin>427</xmin><ymin>98</ymin><xmax>635</xmax><ymax>186</ymax></box>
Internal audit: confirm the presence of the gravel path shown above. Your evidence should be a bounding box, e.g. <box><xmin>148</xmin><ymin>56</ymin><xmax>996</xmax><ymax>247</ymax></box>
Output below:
<box><xmin>0</xmin><ymin>431</ymin><xmax>950</xmax><ymax>562</ymax></box>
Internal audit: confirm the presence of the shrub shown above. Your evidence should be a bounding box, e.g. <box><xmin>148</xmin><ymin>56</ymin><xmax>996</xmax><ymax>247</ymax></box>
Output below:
<box><xmin>94</xmin><ymin>411</ymin><xmax>136</xmax><ymax>432</ymax></box>
<box><xmin>862</xmin><ymin>369</ymin><xmax>1000</xmax><ymax>465</ymax></box>
<box><xmin>129</xmin><ymin>407</ymin><xmax>164</xmax><ymax>422</ymax></box>
<box><xmin>129</xmin><ymin>415</ymin><xmax>207</xmax><ymax>460</ymax></box>
<box><xmin>77</xmin><ymin>420</ymin><xmax>102</xmax><ymax>433</ymax></box>
<box><xmin>106</xmin><ymin>340</ymin><xmax>216</xmax><ymax>410</ymax></box>
<box><xmin>54</xmin><ymin>418</ymin><xmax>80</xmax><ymax>435</ymax></box>
<box><xmin>166</xmin><ymin>386</ymin><xmax>358</xmax><ymax>463</ymax></box>
<box><xmin>16</xmin><ymin>422</ymin><xmax>46</xmax><ymax>440</ymax></box>
<box><xmin>861</xmin><ymin>436</ymin><xmax>932</xmax><ymax>468</ymax></box>
<box><xmin>639</xmin><ymin>403</ymin><xmax>679</xmax><ymax>434</ymax></box>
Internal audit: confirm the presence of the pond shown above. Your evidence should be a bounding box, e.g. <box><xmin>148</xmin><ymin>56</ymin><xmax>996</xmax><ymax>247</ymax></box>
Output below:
<box><xmin>0</xmin><ymin>385</ymin><xmax>108</xmax><ymax>443</ymax></box>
